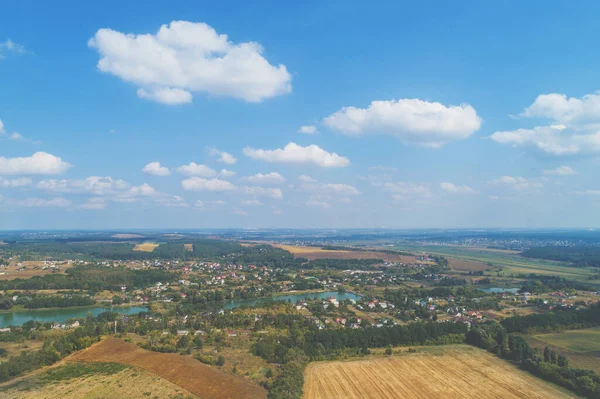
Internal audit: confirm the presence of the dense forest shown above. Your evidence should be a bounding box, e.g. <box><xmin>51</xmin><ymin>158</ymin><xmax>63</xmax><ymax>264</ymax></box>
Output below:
<box><xmin>522</xmin><ymin>246</ymin><xmax>600</xmax><ymax>267</ymax></box>
<box><xmin>0</xmin><ymin>239</ymin><xmax>245</xmax><ymax>261</ymax></box>
<box><xmin>302</xmin><ymin>258</ymin><xmax>384</xmax><ymax>270</ymax></box>
<box><xmin>501</xmin><ymin>304</ymin><xmax>600</xmax><ymax>334</ymax></box>
<box><xmin>0</xmin><ymin>265</ymin><xmax>175</xmax><ymax>291</ymax></box>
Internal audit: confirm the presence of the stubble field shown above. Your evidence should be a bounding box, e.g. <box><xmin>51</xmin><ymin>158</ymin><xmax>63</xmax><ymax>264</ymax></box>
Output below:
<box><xmin>132</xmin><ymin>242</ymin><xmax>160</xmax><ymax>252</ymax></box>
<box><xmin>303</xmin><ymin>346</ymin><xmax>574</xmax><ymax>399</ymax></box>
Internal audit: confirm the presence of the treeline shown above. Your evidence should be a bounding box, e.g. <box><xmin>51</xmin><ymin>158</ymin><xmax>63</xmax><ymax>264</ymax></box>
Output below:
<box><xmin>229</xmin><ymin>246</ymin><xmax>305</xmax><ymax>268</ymax></box>
<box><xmin>467</xmin><ymin>322</ymin><xmax>600</xmax><ymax>398</ymax></box>
<box><xmin>519</xmin><ymin>274</ymin><xmax>593</xmax><ymax>293</ymax></box>
<box><xmin>0</xmin><ymin>323</ymin><xmax>101</xmax><ymax>382</ymax></box>
<box><xmin>302</xmin><ymin>258</ymin><xmax>384</xmax><ymax>270</ymax></box>
<box><xmin>267</xmin><ymin>349</ymin><xmax>308</xmax><ymax>399</ymax></box>
<box><xmin>20</xmin><ymin>294</ymin><xmax>95</xmax><ymax>309</ymax></box>
<box><xmin>254</xmin><ymin>321</ymin><xmax>467</xmax><ymax>399</ymax></box>
<box><xmin>522</xmin><ymin>246</ymin><xmax>600</xmax><ymax>267</ymax></box>
<box><xmin>0</xmin><ymin>265</ymin><xmax>175</xmax><ymax>291</ymax></box>
<box><xmin>501</xmin><ymin>304</ymin><xmax>600</xmax><ymax>334</ymax></box>
<box><xmin>0</xmin><ymin>239</ymin><xmax>244</xmax><ymax>261</ymax></box>
<box><xmin>253</xmin><ymin>322</ymin><xmax>467</xmax><ymax>365</ymax></box>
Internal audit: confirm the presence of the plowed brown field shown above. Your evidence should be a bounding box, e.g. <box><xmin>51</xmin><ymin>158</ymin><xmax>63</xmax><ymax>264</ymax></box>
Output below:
<box><xmin>70</xmin><ymin>338</ymin><xmax>266</xmax><ymax>399</ymax></box>
<box><xmin>303</xmin><ymin>346</ymin><xmax>574</xmax><ymax>399</ymax></box>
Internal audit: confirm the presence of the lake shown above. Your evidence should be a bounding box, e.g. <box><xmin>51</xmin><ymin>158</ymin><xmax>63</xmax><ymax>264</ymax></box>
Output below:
<box><xmin>0</xmin><ymin>305</ymin><xmax>148</xmax><ymax>328</ymax></box>
<box><xmin>479</xmin><ymin>287</ymin><xmax>520</xmax><ymax>293</ymax></box>
<box><xmin>224</xmin><ymin>291</ymin><xmax>361</xmax><ymax>309</ymax></box>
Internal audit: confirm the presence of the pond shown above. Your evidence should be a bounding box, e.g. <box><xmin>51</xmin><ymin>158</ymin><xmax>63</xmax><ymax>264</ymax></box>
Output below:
<box><xmin>0</xmin><ymin>305</ymin><xmax>148</xmax><ymax>328</ymax></box>
<box><xmin>478</xmin><ymin>287</ymin><xmax>520</xmax><ymax>293</ymax></box>
<box><xmin>224</xmin><ymin>291</ymin><xmax>362</xmax><ymax>309</ymax></box>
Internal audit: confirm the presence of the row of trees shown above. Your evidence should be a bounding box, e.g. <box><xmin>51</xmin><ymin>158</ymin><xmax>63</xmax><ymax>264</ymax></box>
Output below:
<box><xmin>0</xmin><ymin>265</ymin><xmax>175</xmax><ymax>291</ymax></box>
<box><xmin>0</xmin><ymin>323</ymin><xmax>102</xmax><ymax>382</ymax></box>
<box><xmin>467</xmin><ymin>322</ymin><xmax>600</xmax><ymax>398</ymax></box>
<box><xmin>501</xmin><ymin>303</ymin><xmax>600</xmax><ymax>333</ymax></box>
<box><xmin>20</xmin><ymin>294</ymin><xmax>95</xmax><ymax>309</ymax></box>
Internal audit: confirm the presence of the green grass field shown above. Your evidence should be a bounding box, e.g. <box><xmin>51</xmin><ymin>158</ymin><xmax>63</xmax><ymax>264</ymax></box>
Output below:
<box><xmin>533</xmin><ymin>328</ymin><xmax>600</xmax><ymax>352</ymax></box>
<box><xmin>398</xmin><ymin>244</ymin><xmax>599</xmax><ymax>286</ymax></box>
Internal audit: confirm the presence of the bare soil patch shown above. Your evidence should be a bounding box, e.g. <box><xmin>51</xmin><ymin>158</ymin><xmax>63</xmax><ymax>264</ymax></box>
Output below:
<box><xmin>70</xmin><ymin>338</ymin><xmax>266</xmax><ymax>399</ymax></box>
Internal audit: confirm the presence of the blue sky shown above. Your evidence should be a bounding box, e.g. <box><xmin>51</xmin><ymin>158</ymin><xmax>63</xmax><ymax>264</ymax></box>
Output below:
<box><xmin>1</xmin><ymin>0</ymin><xmax>600</xmax><ymax>229</ymax></box>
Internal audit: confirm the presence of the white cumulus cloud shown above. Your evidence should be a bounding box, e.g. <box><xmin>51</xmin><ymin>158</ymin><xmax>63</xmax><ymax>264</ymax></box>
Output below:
<box><xmin>142</xmin><ymin>161</ymin><xmax>171</xmax><ymax>176</ymax></box>
<box><xmin>324</xmin><ymin>99</ymin><xmax>482</xmax><ymax>147</ymax></box>
<box><xmin>181</xmin><ymin>177</ymin><xmax>235</xmax><ymax>192</ymax></box>
<box><xmin>176</xmin><ymin>162</ymin><xmax>216</xmax><ymax>177</ymax></box>
<box><xmin>208</xmin><ymin>148</ymin><xmax>237</xmax><ymax>164</ymax></box>
<box><xmin>492</xmin><ymin>92</ymin><xmax>600</xmax><ymax>156</ymax></box>
<box><xmin>0</xmin><ymin>152</ymin><xmax>71</xmax><ymax>175</ymax></box>
<box><xmin>244</xmin><ymin>142</ymin><xmax>349</xmax><ymax>168</ymax></box>
<box><xmin>243</xmin><ymin>172</ymin><xmax>285</xmax><ymax>185</ymax></box>
<box><xmin>88</xmin><ymin>21</ymin><xmax>291</xmax><ymax>104</ymax></box>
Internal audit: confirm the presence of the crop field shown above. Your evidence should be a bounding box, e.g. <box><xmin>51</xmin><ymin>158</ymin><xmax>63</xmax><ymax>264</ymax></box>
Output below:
<box><xmin>303</xmin><ymin>346</ymin><xmax>574</xmax><ymax>399</ymax></box>
<box><xmin>399</xmin><ymin>244</ymin><xmax>598</xmax><ymax>284</ymax></box>
<box><xmin>69</xmin><ymin>338</ymin><xmax>266</xmax><ymax>399</ymax></box>
<box><xmin>274</xmin><ymin>244</ymin><xmax>423</xmax><ymax>264</ymax></box>
<box><xmin>0</xmin><ymin>361</ymin><xmax>198</xmax><ymax>399</ymax></box>
<box><xmin>184</xmin><ymin>243</ymin><xmax>194</xmax><ymax>252</ymax></box>
<box><xmin>132</xmin><ymin>242</ymin><xmax>160</xmax><ymax>252</ymax></box>
<box><xmin>533</xmin><ymin>328</ymin><xmax>600</xmax><ymax>352</ymax></box>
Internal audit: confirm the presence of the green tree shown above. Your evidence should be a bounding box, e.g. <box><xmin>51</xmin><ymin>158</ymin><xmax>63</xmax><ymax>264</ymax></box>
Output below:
<box><xmin>557</xmin><ymin>354</ymin><xmax>569</xmax><ymax>368</ymax></box>
<box><xmin>177</xmin><ymin>334</ymin><xmax>189</xmax><ymax>349</ymax></box>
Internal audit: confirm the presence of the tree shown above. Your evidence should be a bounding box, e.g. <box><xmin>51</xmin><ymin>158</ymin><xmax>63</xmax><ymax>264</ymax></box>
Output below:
<box><xmin>216</xmin><ymin>355</ymin><xmax>225</xmax><ymax>366</ymax></box>
<box><xmin>177</xmin><ymin>334</ymin><xmax>189</xmax><ymax>349</ymax></box>
<box><xmin>193</xmin><ymin>335</ymin><xmax>203</xmax><ymax>349</ymax></box>
<box><xmin>550</xmin><ymin>350</ymin><xmax>557</xmax><ymax>365</ymax></box>
<box><xmin>557</xmin><ymin>354</ymin><xmax>569</xmax><ymax>368</ymax></box>
<box><xmin>544</xmin><ymin>346</ymin><xmax>551</xmax><ymax>363</ymax></box>
<box><xmin>385</xmin><ymin>346</ymin><xmax>393</xmax><ymax>355</ymax></box>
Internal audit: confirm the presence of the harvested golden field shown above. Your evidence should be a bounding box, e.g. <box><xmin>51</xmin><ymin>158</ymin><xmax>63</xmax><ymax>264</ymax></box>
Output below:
<box><xmin>70</xmin><ymin>338</ymin><xmax>266</xmax><ymax>399</ymax></box>
<box><xmin>303</xmin><ymin>346</ymin><xmax>574</xmax><ymax>399</ymax></box>
<box><xmin>184</xmin><ymin>243</ymin><xmax>194</xmax><ymax>252</ymax></box>
<box><xmin>274</xmin><ymin>244</ymin><xmax>421</xmax><ymax>263</ymax></box>
<box><xmin>133</xmin><ymin>242</ymin><xmax>160</xmax><ymax>252</ymax></box>
<box><xmin>0</xmin><ymin>362</ymin><xmax>198</xmax><ymax>399</ymax></box>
